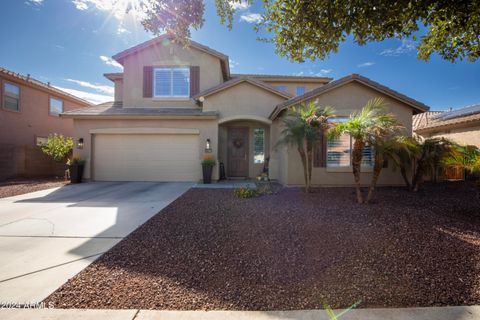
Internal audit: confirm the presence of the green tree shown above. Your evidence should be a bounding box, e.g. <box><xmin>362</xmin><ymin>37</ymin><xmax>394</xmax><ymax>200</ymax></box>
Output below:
<box><xmin>329</xmin><ymin>98</ymin><xmax>397</xmax><ymax>203</ymax></box>
<box><xmin>366</xmin><ymin>135</ymin><xmax>414</xmax><ymax>203</ymax></box>
<box><xmin>277</xmin><ymin>102</ymin><xmax>335</xmax><ymax>193</ymax></box>
<box><xmin>441</xmin><ymin>145</ymin><xmax>480</xmax><ymax>176</ymax></box>
<box><xmin>411</xmin><ymin>137</ymin><xmax>453</xmax><ymax>191</ymax></box>
<box><xmin>137</xmin><ymin>0</ymin><xmax>480</xmax><ymax>63</ymax></box>
<box><xmin>41</xmin><ymin>134</ymin><xmax>74</xmax><ymax>163</ymax></box>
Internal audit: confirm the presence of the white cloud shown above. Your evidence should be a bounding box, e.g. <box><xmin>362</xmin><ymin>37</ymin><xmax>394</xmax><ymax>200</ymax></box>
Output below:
<box><xmin>357</xmin><ymin>61</ymin><xmax>375</xmax><ymax>68</ymax></box>
<box><xmin>99</xmin><ymin>55</ymin><xmax>123</xmax><ymax>69</ymax></box>
<box><xmin>117</xmin><ymin>25</ymin><xmax>130</xmax><ymax>34</ymax></box>
<box><xmin>229</xmin><ymin>58</ymin><xmax>239</xmax><ymax>69</ymax></box>
<box><xmin>66</xmin><ymin>78</ymin><xmax>114</xmax><ymax>95</ymax></box>
<box><xmin>72</xmin><ymin>0</ymin><xmax>88</xmax><ymax>10</ymax></box>
<box><xmin>315</xmin><ymin>69</ymin><xmax>332</xmax><ymax>76</ymax></box>
<box><xmin>54</xmin><ymin>86</ymin><xmax>112</xmax><ymax>105</ymax></box>
<box><xmin>240</xmin><ymin>12</ymin><xmax>263</xmax><ymax>23</ymax></box>
<box><xmin>380</xmin><ymin>39</ymin><xmax>416</xmax><ymax>57</ymax></box>
<box><xmin>229</xmin><ymin>0</ymin><xmax>250</xmax><ymax>10</ymax></box>
<box><xmin>26</xmin><ymin>0</ymin><xmax>44</xmax><ymax>5</ymax></box>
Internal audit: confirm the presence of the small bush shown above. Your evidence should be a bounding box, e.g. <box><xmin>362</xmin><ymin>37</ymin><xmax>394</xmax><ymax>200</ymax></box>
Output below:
<box><xmin>234</xmin><ymin>186</ymin><xmax>259</xmax><ymax>199</ymax></box>
<box><xmin>41</xmin><ymin>134</ymin><xmax>74</xmax><ymax>162</ymax></box>
<box><xmin>67</xmin><ymin>157</ymin><xmax>86</xmax><ymax>166</ymax></box>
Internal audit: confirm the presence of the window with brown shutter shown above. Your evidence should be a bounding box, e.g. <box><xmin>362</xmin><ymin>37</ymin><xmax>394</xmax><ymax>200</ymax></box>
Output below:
<box><xmin>190</xmin><ymin>66</ymin><xmax>200</xmax><ymax>97</ymax></box>
<box><xmin>313</xmin><ymin>130</ymin><xmax>327</xmax><ymax>167</ymax></box>
<box><xmin>143</xmin><ymin>66</ymin><xmax>153</xmax><ymax>98</ymax></box>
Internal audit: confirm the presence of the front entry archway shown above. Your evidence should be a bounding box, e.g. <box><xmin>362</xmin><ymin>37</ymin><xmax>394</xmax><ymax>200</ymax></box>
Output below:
<box><xmin>227</xmin><ymin>127</ymin><xmax>249</xmax><ymax>177</ymax></box>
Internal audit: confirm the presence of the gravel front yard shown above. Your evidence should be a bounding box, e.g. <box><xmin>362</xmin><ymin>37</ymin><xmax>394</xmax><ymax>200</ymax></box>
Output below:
<box><xmin>45</xmin><ymin>182</ymin><xmax>480</xmax><ymax>310</ymax></box>
<box><xmin>0</xmin><ymin>178</ymin><xmax>68</xmax><ymax>199</ymax></box>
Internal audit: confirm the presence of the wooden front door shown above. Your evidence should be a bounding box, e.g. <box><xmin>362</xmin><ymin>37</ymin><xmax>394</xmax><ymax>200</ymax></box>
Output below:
<box><xmin>227</xmin><ymin>127</ymin><xmax>249</xmax><ymax>177</ymax></box>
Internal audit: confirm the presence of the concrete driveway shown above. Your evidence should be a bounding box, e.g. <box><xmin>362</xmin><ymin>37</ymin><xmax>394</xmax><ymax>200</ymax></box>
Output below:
<box><xmin>0</xmin><ymin>181</ymin><xmax>193</xmax><ymax>304</ymax></box>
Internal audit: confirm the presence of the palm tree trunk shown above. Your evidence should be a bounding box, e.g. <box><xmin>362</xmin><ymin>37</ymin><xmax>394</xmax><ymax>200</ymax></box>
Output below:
<box><xmin>366</xmin><ymin>153</ymin><xmax>384</xmax><ymax>203</ymax></box>
<box><xmin>297</xmin><ymin>146</ymin><xmax>308</xmax><ymax>193</ymax></box>
<box><xmin>400</xmin><ymin>165</ymin><xmax>412</xmax><ymax>190</ymax></box>
<box><xmin>306</xmin><ymin>140</ymin><xmax>314</xmax><ymax>192</ymax></box>
<box><xmin>352</xmin><ymin>139</ymin><xmax>365</xmax><ymax>203</ymax></box>
<box><xmin>412</xmin><ymin>160</ymin><xmax>425</xmax><ymax>192</ymax></box>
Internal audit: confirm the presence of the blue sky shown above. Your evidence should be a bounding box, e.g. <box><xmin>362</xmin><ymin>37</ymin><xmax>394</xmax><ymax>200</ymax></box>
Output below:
<box><xmin>1</xmin><ymin>0</ymin><xmax>479</xmax><ymax>110</ymax></box>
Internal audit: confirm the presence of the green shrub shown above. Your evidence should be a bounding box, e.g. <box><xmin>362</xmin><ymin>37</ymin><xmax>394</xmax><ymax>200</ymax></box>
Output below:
<box><xmin>67</xmin><ymin>157</ymin><xmax>86</xmax><ymax>166</ymax></box>
<box><xmin>234</xmin><ymin>186</ymin><xmax>259</xmax><ymax>199</ymax></box>
<box><xmin>41</xmin><ymin>134</ymin><xmax>74</xmax><ymax>162</ymax></box>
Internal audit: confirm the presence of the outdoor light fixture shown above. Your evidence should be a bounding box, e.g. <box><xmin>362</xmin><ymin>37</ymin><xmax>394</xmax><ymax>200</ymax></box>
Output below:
<box><xmin>77</xmin><ymin>138</ymin><xmax>84</xmax><ymax>149</ymax></box>
<box><xmin>205</xmin><ymin>138</ymin><xmax>212</xmax><ymax>153</ymax></box>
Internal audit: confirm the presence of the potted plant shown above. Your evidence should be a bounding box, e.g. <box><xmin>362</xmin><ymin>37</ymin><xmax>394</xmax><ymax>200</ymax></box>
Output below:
<box><xmin>67</xmin><ymin>158</ymin><xmax>86</xmax><ymax>183</ymax></box>
<box><xmin>201</xmin><ymin>154</ymin><xmax>216</xmax><ymax>184</ymax></box>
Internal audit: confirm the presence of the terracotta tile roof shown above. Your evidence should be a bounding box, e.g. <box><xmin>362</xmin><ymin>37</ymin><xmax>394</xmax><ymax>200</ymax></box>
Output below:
<box><xmin>413</xmin><ymin>104</ymin><xmax>480</xmax><ymax>132</ymax></box>
<box><xmin>193</xmin><ymin>76</ymin><xmax>293</xmax><ymax>100</ymax></box>
<box><xmin>61</xmin><ymin>103</ymin><xmax>218</xmax><ymax>119</ymax></box>
<box><xmin>412</xmin><ymin>111</ymin><xmax>443</xmax><ymax>131</ymax></box>
<box><xmin>0</xmin><ymin>67</ymin><xmax>91</xmax><ymax>106</ymax></box>
<box><xmin>270</xmin><ymin>74</ymin><xmax>429</xmax><ymax>119</ymax></box>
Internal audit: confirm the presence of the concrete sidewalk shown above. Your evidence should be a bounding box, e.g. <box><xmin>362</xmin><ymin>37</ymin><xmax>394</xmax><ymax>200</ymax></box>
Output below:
<box><xmin>1</xmin><ymin>306</ymin><xmax>479</xmax><ymax>320</ymax></box>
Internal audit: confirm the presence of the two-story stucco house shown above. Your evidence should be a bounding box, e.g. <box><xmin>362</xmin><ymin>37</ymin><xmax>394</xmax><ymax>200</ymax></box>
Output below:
<box><xmin>0</xmin><ymin>67</ymin><xmax>91</xmax><ymax>180</ymax></box>
<box><xmin>62</xmin><ymin>35</ymin><xmax>429</xmax><ymax>186</ymax></box>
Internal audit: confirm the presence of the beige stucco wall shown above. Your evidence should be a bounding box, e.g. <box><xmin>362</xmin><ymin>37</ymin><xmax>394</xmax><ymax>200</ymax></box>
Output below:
<box><xmin>271</xmin><ymin>81</ymin><xmax>415</xmax><ymax>186</ymax></box>
<box><xmin>114</xmin><ymin>80</ymin><xmax>123</xmax><ymax>102</ymax></box>
<box><xmin>72</xmin><ymin>118</ymin><xmax>218</xmax><ymax>181</ymax></box>
<box><xmin>420</xmin><ymin>124</ymin><xmax>480</xmax><ymax>148</ymax></box>
<box><xmin>261</xmin><ymin>80</ymin><xmax>325</xmax><ymax>96</ymax></box>
<box><xmin>122</xmin><ymin>42</ymin><xmax>223</xmax><ymax>108</ymax></box>
<box><xmin>203</xmin><ymin>81</ymin><xmax>287</xmax><ymax>120</ymax></box>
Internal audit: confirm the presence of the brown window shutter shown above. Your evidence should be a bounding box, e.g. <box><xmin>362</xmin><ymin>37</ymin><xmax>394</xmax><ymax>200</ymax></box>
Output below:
<box><xmin>190</xmin><ymin>66</ymin><xmax>200</xmax><ymax>97</ymax></box>
<box><xmin>314</xmin><ymin>130</ymin><xmax>328</xmax><ymax>167</ymax></box>
<box><xmin>143</xmin><ymin>66</ymin><xmax>153</xmax><ymax>98</ymax></box>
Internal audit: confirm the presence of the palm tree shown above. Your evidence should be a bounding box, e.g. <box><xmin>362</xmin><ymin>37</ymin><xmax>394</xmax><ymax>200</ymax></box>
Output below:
<box><xmin>277</xmin><ymin>102</ymin><xmax>335</xmax><ymax>192</ymax></box>
<box><xmin>366</xmin><ymin>135</ymin><xmax>412</xmax><ymax>203</ymax></box>
<box><xmin>411</xmin><ymin>137</ymin><xmax>453</xmax><ymax>191</ymax></box>
<box><xmin>329</xmin><ymin>98</ymin><xmax>398</xmax><ymax>203</ymax></box>
<box><xmin>441</xmin><ymin>144</ymin><xmax>480</xmax><ymax>176</ymax></box>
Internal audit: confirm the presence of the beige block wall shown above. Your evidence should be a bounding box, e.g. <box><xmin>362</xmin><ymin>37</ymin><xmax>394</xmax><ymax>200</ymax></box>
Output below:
<box><xmin>271</xmin><ymin>81</ymin><xmax>415</xmax><ymax>186</ymax></box>
<box><xmin>422</xmin><ymin>124</ymin><xmax>480</xmax><ymax>148</ymax></box>
<box><xmin>122</xmin><ymin>42</ymin><xmax>223</xmax><ymax>108</ymax></box>
<box><xmin>72</xmin><ymin>118</ymin><xmax>218</xmax><ymax>181</ymax></box>
<box><xmin>203</xmin><ymin>82</ymin><xmax>287</xmax><ymax>119</ymax></box>
<box><xmin>261</xmin><ymin>80</ymin><xmax>325</xmax><ymax>96</ymax></box>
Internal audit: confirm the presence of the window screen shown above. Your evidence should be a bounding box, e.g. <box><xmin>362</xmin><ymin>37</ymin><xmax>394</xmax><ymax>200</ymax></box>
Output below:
<box><xmin>154</xmin><ymin>67</ymin><xmax>190</xmax><ymax>97</ymax></box>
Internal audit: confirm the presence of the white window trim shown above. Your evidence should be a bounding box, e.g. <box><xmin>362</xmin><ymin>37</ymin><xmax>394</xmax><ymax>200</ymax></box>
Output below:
<box><xmin>3</xmin><ymin>81</ymin><xmax>20</xmax><ymax>112</ymax></box>
<box><xmin>49</xmin><ymin>96</ymin><xmax>64</xmax><ymax>116</ymax></box>
<box><xmin>326</xmin><ymin>135</ymin><xmax>374</xmax><ymax>170</ymax></box>
<box><xmin>153</xmin><ymin>67</ymin><xmax>190</xmax><ymax>98</ymax></box>
<box><xmin>253</xmin><ymin>128</ymin><xmax>265</xmax><ymax>164</ymax></box>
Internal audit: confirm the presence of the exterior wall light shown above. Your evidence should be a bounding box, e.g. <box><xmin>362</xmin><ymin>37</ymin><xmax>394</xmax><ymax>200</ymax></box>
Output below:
<box><xmin>205</xmin><ymin>138</ymin><xmax>212</xmax><ymax>153</ymax></box>
<box><xmin>77</xmin><ymin>138</ymin><xmax>84</xmax><ymax>149</ymax></box>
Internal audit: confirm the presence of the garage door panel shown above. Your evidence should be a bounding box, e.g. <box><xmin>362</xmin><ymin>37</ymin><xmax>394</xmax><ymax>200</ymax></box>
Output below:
<box><xmin>94</xmin><ymin>134</ymin><xmax>200</xmax><ymax>182</ymax></box>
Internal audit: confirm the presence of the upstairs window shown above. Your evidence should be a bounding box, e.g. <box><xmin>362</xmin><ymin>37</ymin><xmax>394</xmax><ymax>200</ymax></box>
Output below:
<box><xmin>153</xmin><ymin>67</ymin><xmax>190</xmax><ymax>97</ymax></box>
<box><xmin>274</xmin><ymin>85</ymin><xmax>287</xmax><ymax>92</ymax></box>
<box><xmin>49</xmin><ymin>97</ymin><xmax>63</xmax><ymax>116</ymax></box>
<box><xmin>296</xmin><ymin>86</ymin><xmax>306</xmax><ymax>95</ymax></box>
<box><xmin>253</xmin><ymin>128</ymin><xmax>265</xmax><ymax>164</ymax></box>
<box><xmin>3</xmin><ymin>82</ymin><xmax>20</xmax><ymax>111</ymax></box>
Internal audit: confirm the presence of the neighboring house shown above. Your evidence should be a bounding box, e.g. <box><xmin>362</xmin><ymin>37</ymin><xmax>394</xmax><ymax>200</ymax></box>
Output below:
<box><xmin>413</xmin><ymin>104</ymin><xmax>480</xmax><ymax>148</ymax></box>
<box><xmin>0</xmin><ymin>67</ymin><xmax>91</xmax><ymax>180</ymax></box>
<box><xmin>63</xmin><ymin>34</ymin><xmax>429</xmax><ymax>186</ymax></box>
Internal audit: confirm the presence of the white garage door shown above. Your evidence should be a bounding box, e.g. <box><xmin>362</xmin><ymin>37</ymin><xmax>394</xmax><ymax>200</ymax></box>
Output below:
<box><xmin>93</xmin><ymin>134</ymin><xmax>200</xmax><ymax>181</ymax></box>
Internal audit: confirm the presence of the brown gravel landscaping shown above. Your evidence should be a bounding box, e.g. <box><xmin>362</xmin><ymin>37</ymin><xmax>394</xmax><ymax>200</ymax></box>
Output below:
<box><xmin>45</xmin><ymin>182</ymin><xmax>480</xmax><ymax>310</ymax></box>
<box><xmin>0</xmin><ymin>178</ymin><xmax>68</xmax><ymax>199</ymax></box>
